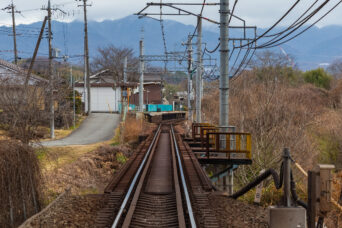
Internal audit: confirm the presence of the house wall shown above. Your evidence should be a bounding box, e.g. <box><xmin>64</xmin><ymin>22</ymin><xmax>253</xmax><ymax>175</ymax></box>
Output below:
<box><xmin>75</xmin><ymin>86</ymin><xmax>121</xmax><ymax>113</ymax></box>
<box><xmin>130</xmin><ymin>84</ymin><xmax>162</xmax><ymax>106</ymax></box>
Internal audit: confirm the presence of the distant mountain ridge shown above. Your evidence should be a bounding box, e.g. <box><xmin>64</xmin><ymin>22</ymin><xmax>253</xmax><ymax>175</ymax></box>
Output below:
<box><xmin>1</xmin><ymin>15</ymin><xmax>342</xmax><ymax>70</ymax></box>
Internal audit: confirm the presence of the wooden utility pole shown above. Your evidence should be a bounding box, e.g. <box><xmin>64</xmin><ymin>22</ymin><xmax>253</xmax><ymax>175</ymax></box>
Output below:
<box><xmin>78</xmin><ymin>0</ymin><xmax>91</xmax><ymax>114</ymax></box>
<box><xmin>10</xmin><ymin>2</ymin><xmax>18</xmax><ymax>64</ymax></box>
<box><xmin>48</xmin><ymin>0</ymin><xmax>55</xmax><ymax>139</ymax></box>
<box><xmin>2</xmin><ymin>1</ymin><xmax>19</xmax><ymax>64</ymax></box>
<box><xmin>41</xmin><ymin>1</ymin><xmax>66</xmax><ymax>138</ymax></box>
<box><xmin>25</xmin><ymin>16</ymin><xmax>48</xmax><ymax>88</ymax></box>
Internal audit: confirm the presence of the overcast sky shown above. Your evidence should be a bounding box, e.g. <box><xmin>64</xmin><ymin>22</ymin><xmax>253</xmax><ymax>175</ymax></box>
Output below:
<box><xmin>1</xmin><ymin>0</ymin><xmax>342</xmax><ymax>29</ymax></box>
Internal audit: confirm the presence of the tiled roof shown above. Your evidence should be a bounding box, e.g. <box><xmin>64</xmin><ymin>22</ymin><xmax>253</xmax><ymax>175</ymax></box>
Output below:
<box><xmin>0</xmin><ymin>59</ymin><xmax>48</xmax><ymax>83</ymax></box>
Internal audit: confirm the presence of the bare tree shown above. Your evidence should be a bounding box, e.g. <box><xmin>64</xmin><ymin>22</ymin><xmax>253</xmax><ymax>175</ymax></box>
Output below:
<box><xmin>328</xmin><ymin>59</ymin><xmax>342</xmax><ymax>79</ymax></box>
<box><xmin>91</xmin><ymin>44</ymin><xmax>139</xmax><ymax>82</ymax></box>
<box><xmin>0</xmin><ymin>73</ymin><xmax>73</xmax><ymax>143</ymax></box>
<box><xmin>251</xmin><ymin>50</ymin><xmax>302</xmax><ymax>84</ymax></box>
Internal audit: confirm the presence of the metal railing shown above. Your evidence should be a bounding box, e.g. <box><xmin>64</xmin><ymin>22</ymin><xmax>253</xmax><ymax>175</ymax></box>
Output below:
<box><xmin>203</xmin><ymin>132</ymin><xmax>252</xmax><ymax>160</ymax></box>
<box><xmin>192</xmin><ymin>123</ymin><xmax>212</xmax><ymax>139</ymax></box>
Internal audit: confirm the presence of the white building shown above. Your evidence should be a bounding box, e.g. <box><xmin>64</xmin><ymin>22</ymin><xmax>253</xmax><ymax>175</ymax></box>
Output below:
<box><xmin>75</xmin><ymin>69</ymin><xmax>121</xmax><ymax>113</ymax></box>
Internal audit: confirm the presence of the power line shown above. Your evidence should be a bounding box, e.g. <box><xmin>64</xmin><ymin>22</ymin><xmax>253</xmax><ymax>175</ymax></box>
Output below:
<box><xmin>257</xmin><ymin>0</ymin><xmax>342</xmax><ymax>49</ymax></box>
<box><xmin>257</xmin><ymin>0</ymin><xmax>330</xmax><ymax>48</ymax></box>
<box><xmin>262</xmin><ymin>0</ymin><xmax>320</xmax><ymax>38</ymax></box>
<box><xmin>236</xmin><ymin>0</ymin><xmax>301</xmax><ymax>48</ymax></box>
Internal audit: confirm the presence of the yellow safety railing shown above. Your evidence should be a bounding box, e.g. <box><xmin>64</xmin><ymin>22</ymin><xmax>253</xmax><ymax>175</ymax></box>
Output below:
<box><xmin>200</xmin><ymin>126</ymin><xmax>219</xmax><ymax>147</ymax></box>
<box><xmin>205</xmin><ymin>132</ymin><xmax>252</xmax><ymax>160</ymax></box>
<box><xmin>192</xmin><ymin>123</ymin><xmax>213</xmax><ymax>139</ymax></box>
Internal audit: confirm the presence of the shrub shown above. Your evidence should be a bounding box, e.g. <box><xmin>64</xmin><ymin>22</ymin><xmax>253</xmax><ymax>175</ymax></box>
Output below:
<box><xmin>303</xmin><ymin>68</ymin><xmax>332</xmax><ymax>89</ymax></box>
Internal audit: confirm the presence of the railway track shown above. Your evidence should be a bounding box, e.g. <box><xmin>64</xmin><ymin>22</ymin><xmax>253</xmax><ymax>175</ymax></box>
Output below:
<box><xmin>96</xmin><ymin>124</ymin><xmax>219</xmax><ymax>228</ymax></box>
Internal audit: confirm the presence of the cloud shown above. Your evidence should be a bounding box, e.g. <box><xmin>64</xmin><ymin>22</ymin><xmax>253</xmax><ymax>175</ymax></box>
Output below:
<box><xmin>1</xmin><ymin>0</ymin><xmax>342</xmax><ymax>29</ymax></box>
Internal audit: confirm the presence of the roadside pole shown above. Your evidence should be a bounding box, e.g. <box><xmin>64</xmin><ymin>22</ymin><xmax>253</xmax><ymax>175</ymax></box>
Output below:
<box><xmin>71</xmin><ymin>67</ymin><xmax>76</xmax><ymax>129</ymax></box>
<box><xmin>48</xmin><ymin>0</ymin><xmax>55</xmax><ymax>139</ymax></box>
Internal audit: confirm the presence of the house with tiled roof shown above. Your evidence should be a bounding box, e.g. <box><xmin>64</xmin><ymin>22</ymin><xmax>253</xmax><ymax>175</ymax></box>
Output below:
<box><xmin>0</xmin><ymin>58</ymin><xmax>47</xmax><ymax>85</ymax></box>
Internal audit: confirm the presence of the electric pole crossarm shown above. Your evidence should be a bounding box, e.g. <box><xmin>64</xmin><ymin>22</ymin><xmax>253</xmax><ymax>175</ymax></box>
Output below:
<box><xmin>147</xmin><ymin>3</ymin><xmax>220</xmax><ymax>6</ymax></box>
<box><xmin>136</xmin><ymin>5</ymin><xmax>150</xmax><ymax>15</ymax></box>
<box><xmin>136</xmin><ymin>4</ymin><xmax>218</xmax><ymax>25</ymax></box>
<box><xmin>139</xmin><ymin>13</ymin><xmax>191</xmax><ymax>16</ymax></box>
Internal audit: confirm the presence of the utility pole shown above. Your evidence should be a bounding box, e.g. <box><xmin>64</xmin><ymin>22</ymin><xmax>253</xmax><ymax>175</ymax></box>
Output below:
<box><xmin>48</xmin><ymin>0</ymin><xmax>55</xmax><ymax>139</ymax></box>
<box><xmin>25</xmin><ymin>16</ymin><xmax>47</xmax><ymax>88</ymax></box>
<box><xmin>41</xmin><ymin>1</ymin><xmax>66</xmax><ymax>138</ymax></box>
<box><xmin>122</xmin><ymin>56</ymin><xmax>128</xmax><ymax>119</ymax></box>
<box><xmin>139</xmin><ymin>39</ymin><xmax>144</xmax><ymax>112</ymax></box>
<box><xmin>220</xmin><ymin>0</ymin><xmax>231</xmax><ymax>194</ymax></box>
<box><xmin>187</xmin><ymin>36</ymin><xmax>193</xmax><ymax>122</ymax></box>
<box><xmin>219</xmin><ymin>0</ymin><xmax>229</xmax><ymax>129</ymax></box>
<box><xmin>10</xmin><ymin>2</ymin><xmax>18</xmax><ymax>64</ymax></box>
<box><xmin>71</xmin><ymin>67</ymin><xmax>76</xmax><ymax>129</ymax></box>
<box><xmin>196</xmin><ymin>17</ymin><xmax>202</xmax><ymax>123</ymax></box>
<box><xmin>123</xmin><ymin>56</ymin><xmax>127</xmax><ymax>83</ymax></box>
<box><xmin>78</xmin><ymin>0</ymin><xmax>91</xmax><ymax>114</ymax></box>
<box><xmin>2</xmin><ymin>1</ymin><xmax>19</xmax><ymax>64</ymax></box>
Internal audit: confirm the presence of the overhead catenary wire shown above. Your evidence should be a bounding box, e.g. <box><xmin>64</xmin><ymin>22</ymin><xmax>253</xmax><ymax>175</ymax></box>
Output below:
<box><xmin>262</xmin><ymin>0</ymin><xmax>320</xmax><ymax>38</ymax></box>
<box><xmin>179</xmin><ymin>0</ymin><xmax>207</xmax><ymax>64</ymax></box>
<box><xmin>203</xmin><ymin>0</ymin><xmax>237</xmax><ymax>56</ymax></box>
<box><xmin>231</xmin><ymin>48</ymin><xmax>256</xmax><ymax>82</ymax></box>
<box><xmin>226</xmin><ymin>0</ymin><xmax>342</xmax><ymax>75</ymax></box>
<box><xmin>256</xmin><ymin>0</ymin><xmax>330</xmax><ymax>49</ymax></box>
<box><xmin>258</xmin><ymin>0</ymin><xmax>342</xmax><ymax>49</ymax></box>
<box><xmin>228</xmin><ymin>0</ymin><xmax>238</xmax><ymax>25</ymax></box>
<box><xmin>237</xmin><ymin>0</ymin><xmax>342</xmax><ymax>50</ymax></box>
<box><xmin>231</xmin><ymin>45</ymin><xmax>252</xmax><ymax>77</ymax></box>
<box><xmin>236</xmin><ymin>0</ymin><xmax>301</xmax><ymax>48</ymax></box>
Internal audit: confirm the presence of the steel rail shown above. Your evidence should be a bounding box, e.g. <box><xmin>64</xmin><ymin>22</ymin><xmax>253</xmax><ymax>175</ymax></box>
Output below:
<box><xmin>171</xmin><ymin>125</ymin><xmax>197</xmax><ymax>228</ymax></box>
<box><xmin>170</xmin><ymin>129</ymin><xmax>187</xmax><ymax>228</ymax></box>
<box><xmin>111</xmin><ymin>124</ymin><xmax>161</xmax><ymax>228</ymax></box>
<box><xmin>121</xmin><ymin>124</ymin><xmax>162</xmax><ymax>227</ymax></box>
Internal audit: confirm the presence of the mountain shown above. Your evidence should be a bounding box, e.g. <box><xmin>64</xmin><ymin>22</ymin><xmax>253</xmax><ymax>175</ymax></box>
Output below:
<box><xmin>1</xmin><ymin>15</ymin><xmax>342</xmax><ymax>70</ymax></box>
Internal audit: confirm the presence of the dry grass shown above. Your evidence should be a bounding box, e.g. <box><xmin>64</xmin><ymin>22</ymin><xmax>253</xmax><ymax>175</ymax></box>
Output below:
<box><xmin>323</xmin><ymin>171</ymin><xmax>342</xmax><ymax>227</ymax></box>
<box><xmin>203</xmin><ymin>78</ymin><xmax>326</xmax><ymax>182</ymax></box>
<box><xmin>0</xmin><ymin>130</ymin><xmax>10</xmax><ymax>140</ymax></box>
<box><xmin>38</xmin><ymin>142</ymin><xmax>109</xmax><ymax>172</ymax></box>
<box><xmin>202</xmin><ymin>74</ymin><xmax>342</xmax><ymax>217</ymax></box>
<box><xmin>120</xmin><ymin>115</ymin><xmax>155</xmax><ymax>144</ymax></box>
<box><xmin>41</xmin><ymin>143</ymin><xmax>132</xmax><ymax>203</ymax></box>
<box><xmin>122</xmin><ymin>116</ymin><xmax>143</xmax><ymax>143</ymax></box>
<box><xmin>0</xmin><ymin>140</ymin><xmax>42</xmax><ymax>227</ymax></box>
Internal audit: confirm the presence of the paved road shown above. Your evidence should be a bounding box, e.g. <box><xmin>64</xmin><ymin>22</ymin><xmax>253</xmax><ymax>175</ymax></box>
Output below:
<box><xmin>41</xmin><ymin>113</ymin><xmax>120</xmax><ymax>147</ymax></box>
